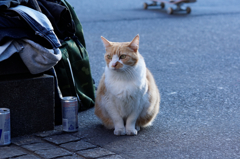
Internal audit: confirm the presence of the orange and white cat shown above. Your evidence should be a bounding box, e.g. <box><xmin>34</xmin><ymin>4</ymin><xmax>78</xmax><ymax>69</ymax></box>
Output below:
<box><xmin>94</xmin><ymin>35</ymin><xmax>160</xmax><ymax>136</ymax></box>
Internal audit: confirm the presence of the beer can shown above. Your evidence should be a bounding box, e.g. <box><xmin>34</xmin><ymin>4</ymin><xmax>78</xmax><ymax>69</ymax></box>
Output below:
<box><xmin>0</xmin><ymin>108</ymin><xmax>11</xmax><ymax>146</ymax></box>
<box><xmin>61</xmin><ymin>97</ymin><xmax>78</xmax><ymax>132</ymax></box>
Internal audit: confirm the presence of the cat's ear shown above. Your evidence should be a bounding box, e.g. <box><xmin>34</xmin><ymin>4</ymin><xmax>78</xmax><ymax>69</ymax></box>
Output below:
<box><xmin>129</xmin><ymin>34</ymin><xmax>139</xmax><ymax>53</ymax></box>
<box><xmin>101</xmin><ymin>36</ymin><xmax>111</xmax><ymax>48</ymax></box>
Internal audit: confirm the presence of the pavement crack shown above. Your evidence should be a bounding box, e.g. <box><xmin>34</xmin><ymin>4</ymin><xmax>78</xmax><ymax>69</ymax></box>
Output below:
<box><xmin>7</xmin><ymin>154</ymin><xmax>26</xmax><ymax>159</ymax></box>
<box><xmin>53</xmin><ymin>154</ymin><xmax>73</xmax><ymax>159</ymax></box>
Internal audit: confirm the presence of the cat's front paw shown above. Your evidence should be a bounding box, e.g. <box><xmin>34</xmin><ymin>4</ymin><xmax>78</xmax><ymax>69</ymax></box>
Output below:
<box><xmin>126</xmin><ymin>128</ymin><xmax>138</xmax><ymax>136</ymax></box>
<box><xmin>114</xmin><ymin>128</ymin><xmax>126</xmax><ymax>136</ymax></box>
<box><xmin>135</xmin><ymin>125</ymin><xmax>140</xmax><ymax>132</ymax></box>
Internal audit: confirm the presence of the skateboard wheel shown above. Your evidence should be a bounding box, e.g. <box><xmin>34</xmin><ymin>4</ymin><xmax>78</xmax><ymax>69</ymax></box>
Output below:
<box><xmin>160</xmin><ymin>2</ymin><xmax>165</xmax><ymax>9</ymax></box>
<box><xmin>167</xmin><ymin>7</ymin><xmax>173</xmax><ymax>14</ymax></box>
<box><xmin>144</xmin><ymin>3</ymin><xmax>148</xmax><ymax>9</ymax></box>
<box><xmin>186</xmin><ymin>7</ymin><xmax>191</xmax><ymax>14</ymax></box>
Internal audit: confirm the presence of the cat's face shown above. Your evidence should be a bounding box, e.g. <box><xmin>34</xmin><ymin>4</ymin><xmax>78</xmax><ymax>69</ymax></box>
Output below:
<box><xmin>101</xmin><ymin>35</ymin><xmax>140</xmax><ymax>71</ymax></box>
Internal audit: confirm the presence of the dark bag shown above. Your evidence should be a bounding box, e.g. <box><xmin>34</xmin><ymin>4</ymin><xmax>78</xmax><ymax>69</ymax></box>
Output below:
<box><xmin>54</xmin><ymin>0</ymin><xmax>95</xmax><ymax>111</ymax></box>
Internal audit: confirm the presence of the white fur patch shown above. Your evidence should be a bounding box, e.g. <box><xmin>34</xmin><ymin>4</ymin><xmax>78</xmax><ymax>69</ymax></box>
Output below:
<box><xmin>104</xmin><ymin>55</ymin><xmax>149</xmax><ymax>118</ymax></box>
<box><xmin>109</xmin><ymin>54</ymin><xmax>123</xmax><ymax>69</ymax></box>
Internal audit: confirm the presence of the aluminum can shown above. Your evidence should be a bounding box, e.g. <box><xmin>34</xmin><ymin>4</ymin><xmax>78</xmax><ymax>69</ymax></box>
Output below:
<box><xmin>61</xmin><ymin>97</ymin><xmax>78</xmax><ymax>132</ymax></box>
<box><xmin>0</xmin><ymin>108</ymin><xmax>11</xmax><ymax>146</ymax></box>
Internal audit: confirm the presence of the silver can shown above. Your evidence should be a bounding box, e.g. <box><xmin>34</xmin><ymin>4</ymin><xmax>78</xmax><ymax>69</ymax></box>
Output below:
<box><xmin>61</xmin><ymin>97</ymin><xmax>78</xmax><ymax>132</ymax></box>
<box><xmin>0</xmin><ymin>108</ymin><xmax>11</xmax><ymax>146</ymax></box>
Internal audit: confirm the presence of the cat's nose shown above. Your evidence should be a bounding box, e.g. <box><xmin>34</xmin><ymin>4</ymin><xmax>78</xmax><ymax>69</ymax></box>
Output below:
<box><xmin>112</xmin><ymin>62</ymin><xmax>118</xmax><ymax>68</ymax></box>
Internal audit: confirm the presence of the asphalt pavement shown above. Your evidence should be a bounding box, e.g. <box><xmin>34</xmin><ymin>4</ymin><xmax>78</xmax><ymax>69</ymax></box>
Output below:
<box><xmin>72</xmin><ymin>0</ymin><xmax>240</xmax><ymax>158</ymax></box>
<box><xmin>1</xmin><ymin>0</ymin><xmax>240</xmax><ymax>158</ymax></box>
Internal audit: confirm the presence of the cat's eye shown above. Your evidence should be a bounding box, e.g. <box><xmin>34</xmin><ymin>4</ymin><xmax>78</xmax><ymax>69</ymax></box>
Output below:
<box><xmin>107</xmin><ymin>55</ymin><xmax>112</xmax><ymax>59</ymax></box>
<box><xmin>120</xmin><ymin>55</ymin><xmax>126</xmax><ymax>59</ymax></box>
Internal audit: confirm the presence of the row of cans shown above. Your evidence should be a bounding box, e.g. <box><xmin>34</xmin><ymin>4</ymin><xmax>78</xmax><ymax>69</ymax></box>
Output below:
<box><xmin>0</xmin><ymin>96</ymin><xmax>78</xmax><ymax>146</ymax></box>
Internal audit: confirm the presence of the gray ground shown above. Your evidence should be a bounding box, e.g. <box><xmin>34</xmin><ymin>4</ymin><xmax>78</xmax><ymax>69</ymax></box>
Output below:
<box><xmin>68</xmin><ymin>0</ymin><xmax>240</xmax><ymax>158</ymax></box>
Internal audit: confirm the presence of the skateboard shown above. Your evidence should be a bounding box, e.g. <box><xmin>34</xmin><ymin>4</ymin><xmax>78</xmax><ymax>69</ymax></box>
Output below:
<box><xmin>143</xmin><ymin>0</ymin><xmax>197</xmax><ymax>14</ymax></box>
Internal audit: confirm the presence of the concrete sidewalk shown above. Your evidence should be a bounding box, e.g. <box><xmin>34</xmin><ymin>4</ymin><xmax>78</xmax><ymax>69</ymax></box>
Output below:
<box><xmin>0</xmin><ymin>111</ymin><xmax>122</xmax><ymax>159</ymax></box>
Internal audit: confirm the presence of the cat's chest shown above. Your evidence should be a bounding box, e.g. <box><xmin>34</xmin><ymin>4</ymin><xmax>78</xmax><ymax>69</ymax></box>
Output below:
<box><xmin>105</xmin><ymin>79</ymin><xmax>147</xmax><ymax>99</ymax></box>
<box><xmin>104</xmin><ymin>60</ymin><xmax>147</xmax><ymax>99</ymax></box>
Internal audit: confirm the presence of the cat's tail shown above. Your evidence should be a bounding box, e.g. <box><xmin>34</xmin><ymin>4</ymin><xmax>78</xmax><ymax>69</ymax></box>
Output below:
<box><xmin>137</xmin><ymin>111</ymin><xmax>158</xmax><ymax>128</ymax></box>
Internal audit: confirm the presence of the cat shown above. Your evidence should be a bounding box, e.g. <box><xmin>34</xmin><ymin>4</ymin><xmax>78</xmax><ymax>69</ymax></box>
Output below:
<box><xmin>94</xmin><ymin>34</ymin><xmax>160</xmax><ymax>136</ymax></box>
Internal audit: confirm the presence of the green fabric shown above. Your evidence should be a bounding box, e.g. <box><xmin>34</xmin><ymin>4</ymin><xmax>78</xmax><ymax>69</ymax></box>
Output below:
<box><xmin>54</xmin><ymin>0</ymin><xmax>95</xmax><ymax>111</ymax></box>
<box><xmin>61</xmin><ymin>0</ymin><xmax>86</xmax><ymax>48</ymax></box>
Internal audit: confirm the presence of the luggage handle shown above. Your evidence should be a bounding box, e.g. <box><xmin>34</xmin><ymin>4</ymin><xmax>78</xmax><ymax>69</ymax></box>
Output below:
<box><xmin>66</xmin><ymin>58</ymin><xmax>81</xmax><ymax>106</ymax></box>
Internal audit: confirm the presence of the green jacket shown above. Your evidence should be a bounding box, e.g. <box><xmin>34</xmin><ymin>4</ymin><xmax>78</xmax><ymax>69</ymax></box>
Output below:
<box><xmin>54</xmin><ymin>0</ymin><xmax>95</xmax><ymax>111</ymax></box>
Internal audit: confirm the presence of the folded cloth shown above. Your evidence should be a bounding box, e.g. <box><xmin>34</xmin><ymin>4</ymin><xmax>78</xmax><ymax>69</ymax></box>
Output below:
<box><xmin>0</xmin><ymin>10</ymin><xmax>52</xmax><ymax>48</ymax></box>
<box><xmin>0</xmin><ymin>39</ymin><xmax>62</xmax><ymax>74</ymax></box>
<box><xmin>9</xmin><ymin>5</ymin><xmax>61</xmax><ymax>49</ymax></box>
<box><xmin>37</xmin><ymin>0</ymin><xmax>75</xmax><ymax>40</ymax></box>
<box><xmin>0</xmin><ymin>40</ymin><xmax>22</xmax><ymax>61</ymax></box>
<box><xmin>0</xmin><ymin>0</ymin><xmax>28</xmax><ymax>9</ymax></box>
<box><xmin>19</xmin><ymin>39</ymin><xmax>62</xmax><ymax>74</ymax></box>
